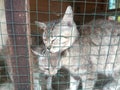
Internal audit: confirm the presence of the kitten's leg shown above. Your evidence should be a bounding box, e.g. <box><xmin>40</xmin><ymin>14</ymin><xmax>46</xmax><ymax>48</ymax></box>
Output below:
<box><xmin>33</xmin><ymin>73</ymin><xmax>41</xmax><ymax>90</ymax></box>
<box><xmin>46</xmin><ymin>76</ymin><xmax>53</xmax><ymax>90</ymax></box>
<box><xmin>81</xmin><ymin>74</ymin><xmax>97</xmax><ymax>90</ymax></box>
<box><xmin>67</xmin><ymin>75</ymin><xmax>80</xmax><ymax>90</ymax></box>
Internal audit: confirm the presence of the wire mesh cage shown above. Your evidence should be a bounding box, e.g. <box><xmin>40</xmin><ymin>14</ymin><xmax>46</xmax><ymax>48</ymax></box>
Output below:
<box><xmin>0</xmin><ymin>0</ymin><xmax>120</xmax><ymax>90</ymax></box>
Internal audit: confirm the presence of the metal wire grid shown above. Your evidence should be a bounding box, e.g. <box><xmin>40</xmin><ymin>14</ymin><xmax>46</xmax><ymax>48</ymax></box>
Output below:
<box><xmin>0</xmin><ymin>0</ymin><xmax>120</xmax><ymax>90</ymax></box>
<box><xmin>32</xmin><ymin>0</ymin><xmax>73</xmax><ymax>90</ymax></box>
<box><xmin>1</xmin><ymin>0</ymin><xmax>31</xmax><ymax>90</ymax></box>
<box><xmin>32</xmin><ymin>0</ymin><xmax>120</xmax><ymax>90</ymax></box>
<box><xmin>0</xmin><ymin>0</ymin><xmax>13</xmax><ymax>89</ymax></box>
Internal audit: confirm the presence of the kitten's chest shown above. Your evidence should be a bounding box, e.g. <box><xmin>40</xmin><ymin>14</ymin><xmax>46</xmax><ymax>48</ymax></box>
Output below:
<box><xmin>61</xmin><ymin>46</ymin><xmax>91</xmax><ymax>75</ymax></box>
<box><xmin>38</xmin><ymin>53</ymin><xmax>61</xmax><ymax>75</ymax></box>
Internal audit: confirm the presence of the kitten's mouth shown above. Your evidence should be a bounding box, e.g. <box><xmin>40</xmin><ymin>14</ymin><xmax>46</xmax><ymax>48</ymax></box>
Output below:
<box><xmin>47</xmin><ymin>50</ymin><xmax>56</xmax><ymax>54</ymax></box>
<box><xmin>46</xmin><ymin>49</ymin><xmax>52</xmax><ymax>53</ymax></box>
<box><xmin>46</xmin><ymin>46</ymin><xmax>62</xmax><ymax>53</ymax></box>
<box><xmin>49</xmin><ymin>49</ymin><xmax>59</xmax><ymax>53</ymax></box>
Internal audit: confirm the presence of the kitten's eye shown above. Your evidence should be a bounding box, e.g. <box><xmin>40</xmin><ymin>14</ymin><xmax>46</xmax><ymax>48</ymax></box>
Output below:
<box><xmin>51</xmin><ymin>39</ymin><xmax>55</xmax><ymax>43</ymax></box>
<box><xmin>51</xmin><ymin>37</ymin><xmax>57</xmax><ymax>43</ymax></box>
<box><xmin>44</xmin><ymin>68</ymin><xmax>49</xmax><ymax>70</ymax></box>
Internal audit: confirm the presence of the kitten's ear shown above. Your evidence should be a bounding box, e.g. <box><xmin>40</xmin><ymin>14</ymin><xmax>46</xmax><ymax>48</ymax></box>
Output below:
<box><xmin>35</xmin><ymin>21</ymin><xmax>47</xmax><ymax>30</ymax></box>
<box><xmin>62</xmin><ymin>6</ymin><xmax>73</xmax><ymax>23</ymax></box>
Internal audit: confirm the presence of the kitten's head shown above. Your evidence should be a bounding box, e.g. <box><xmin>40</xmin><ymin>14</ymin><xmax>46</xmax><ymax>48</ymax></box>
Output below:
<box><xmin>31</xmin><ymin>45</ymin><xmax>60</xmax><ymax>76</ymax></box>
<box><xmin>35</xmin><ymin>6</ymin><xmax>78</xmax><ymax>53</ymax></box>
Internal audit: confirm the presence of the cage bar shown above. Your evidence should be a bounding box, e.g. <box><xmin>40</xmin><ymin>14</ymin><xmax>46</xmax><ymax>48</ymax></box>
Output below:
<box><xmin>5</xmin><ymin>0</ymin><xmax>32</xmax><ymax>90</ymax></box>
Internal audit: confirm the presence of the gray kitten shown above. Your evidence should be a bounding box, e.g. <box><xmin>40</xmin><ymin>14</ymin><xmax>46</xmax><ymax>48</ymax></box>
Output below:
<box><xmin>36</xmin><ymin>6</ymin><xmax>120</xmax><ymax>90</ymax></box>
<box><xmin>32</xmin><ymin>44</ymin><xmax>61</xmax><ymax>90</ymax></box>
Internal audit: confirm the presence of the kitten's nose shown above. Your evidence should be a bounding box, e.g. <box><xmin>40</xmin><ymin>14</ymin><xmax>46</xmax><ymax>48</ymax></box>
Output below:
<box><xmin>47</xmin><ymin>46</ymin><xmax>51</xmax><ymax>51</ymax></box>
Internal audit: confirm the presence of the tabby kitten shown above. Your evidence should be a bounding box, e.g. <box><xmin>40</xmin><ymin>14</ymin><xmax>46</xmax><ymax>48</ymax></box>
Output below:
<box><xmin>32</xmin><ymin>44</ymin><xmax>61</xmax><ymax>75</ymax></box>
<box><xmin>32</xmin><ymin>44</ymin><xmax>61</xmax><ymax>90</ymax></box>
<box><xmin>36</xmin><ymin>6</ymin><xmax>120</xmax><ymax>90</ymax></box>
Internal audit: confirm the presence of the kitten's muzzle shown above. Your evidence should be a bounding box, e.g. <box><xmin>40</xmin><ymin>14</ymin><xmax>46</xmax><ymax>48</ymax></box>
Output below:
<box><xmin>47</xmin><ymin>46</ymin><xmax>51</xmax><ymax>51</ymax></box>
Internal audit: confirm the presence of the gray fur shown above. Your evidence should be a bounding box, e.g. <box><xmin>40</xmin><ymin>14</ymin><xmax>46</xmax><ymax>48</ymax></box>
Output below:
<box><xmin>32</xmin><ymin>44</ymin><xmax>61</xmax><ymax>90</ymax></box>
<box><xmin>36</xmin><ymin>6</ymin><xmax>120</xmax><ymax>90</ymax></box>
